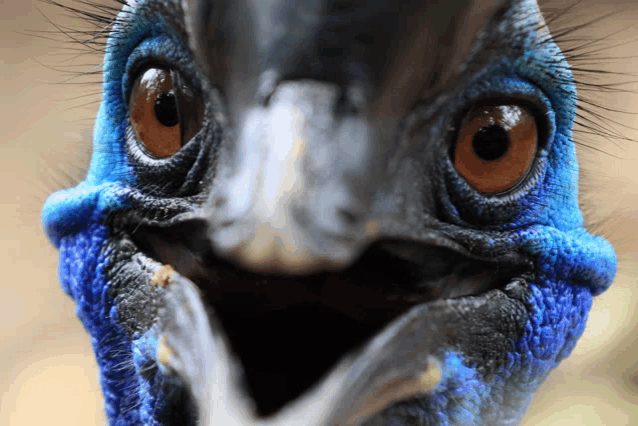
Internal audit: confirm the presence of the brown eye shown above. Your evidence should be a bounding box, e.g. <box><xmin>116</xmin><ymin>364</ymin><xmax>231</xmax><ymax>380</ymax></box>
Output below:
<box><xmin>453</xmin><ymin>103</ymin><xmax>538</xmax><ymax>194</ymax></box>
<box><xmin>129</xmin><ymin>67</ymin><xmax>203</xmax><ymax>158</ymax></box>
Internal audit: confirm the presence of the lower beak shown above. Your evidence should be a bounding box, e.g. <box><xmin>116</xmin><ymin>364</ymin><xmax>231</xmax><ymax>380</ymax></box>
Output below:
<box><xmin>154</xmin><ymin>264</ymin><xmax>442</xmax><ymax>426</ymax></box>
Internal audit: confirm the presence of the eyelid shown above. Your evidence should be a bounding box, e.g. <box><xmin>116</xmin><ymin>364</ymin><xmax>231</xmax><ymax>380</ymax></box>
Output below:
<box><xmin>438</xmin><ymin>72</ymin><xmax>556</xmax><ymax>203</ymax></box>
<box><xmin>122</xmin><ymin>35</ymin><xmax>202</xmax><ymax>107</ymax></box>
<box><xmin>448</xmin><ymin>73</ymin><xmax>555</xmax><ymax>150</ymax></box>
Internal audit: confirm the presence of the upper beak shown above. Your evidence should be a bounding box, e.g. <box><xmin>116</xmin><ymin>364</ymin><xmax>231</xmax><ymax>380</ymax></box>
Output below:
<box><xmin>208</xmin><ymin>79</ymin><xmax>381</xmax><ymax>273</ymax></box>
<box><xmin>179</xmin><ymin>0</ymin><xmax>509</xmax><ymax>275</ymax></box>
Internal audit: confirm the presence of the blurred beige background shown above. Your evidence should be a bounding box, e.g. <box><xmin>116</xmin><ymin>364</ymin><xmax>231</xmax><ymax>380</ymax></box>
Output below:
<box><xmin>1</xmin><ymin>1</ymin><xmax>637</xmax><ymax>424</ymax></box>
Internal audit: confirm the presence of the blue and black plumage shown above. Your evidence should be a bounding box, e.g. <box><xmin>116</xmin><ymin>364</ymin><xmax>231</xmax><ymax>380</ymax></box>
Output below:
<box><xmin>41</xmin><ymin>0</ymin><xmax>617</xmax><ymax>424</ymax></box>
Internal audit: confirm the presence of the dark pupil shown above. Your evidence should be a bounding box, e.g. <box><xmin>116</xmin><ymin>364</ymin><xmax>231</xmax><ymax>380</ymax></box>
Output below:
<box><xmin>472</xmin><ymin>125</ymin><xmax>510</xmax><ymax>161</ymax></box>
<box><xmin>154</xmin><ymin>92</ymin><xmax>179</xmax><ymax>127</ymax></box>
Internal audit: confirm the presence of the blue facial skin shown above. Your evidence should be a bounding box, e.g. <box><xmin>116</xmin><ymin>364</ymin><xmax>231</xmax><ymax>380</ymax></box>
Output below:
<box><xmin>42</xmin><ymin>0</ymin><xmax>616</xmax><ymax>424</ymax></box>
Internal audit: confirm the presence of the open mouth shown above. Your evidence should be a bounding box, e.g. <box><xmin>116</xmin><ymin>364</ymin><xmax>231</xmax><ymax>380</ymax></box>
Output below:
<box><xmin>122</xmin><ymin>219</ymin><xmax>531</xmax><ymax>419</ymax></box>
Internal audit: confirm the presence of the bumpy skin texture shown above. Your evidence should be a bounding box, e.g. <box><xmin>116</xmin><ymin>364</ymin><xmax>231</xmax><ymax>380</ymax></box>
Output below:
<box><xmin>42</xmin><ymin>0</ymin><xmax>616</xmax><ymax>425</ymax></box>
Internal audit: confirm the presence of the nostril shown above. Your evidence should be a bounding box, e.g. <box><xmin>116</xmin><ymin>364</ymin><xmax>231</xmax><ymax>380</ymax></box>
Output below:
<box><xmin>213</xmin><ymin>196</ymin><xmax>227</xmax><ymax>209</ymax></box>
<box><xmin>337</xmin><ymin>208</ymin><xmax>362</xmax><ymax>226</ymax></box>
<box><xmin>334</xmin><ymin>91</ymin><xmax>359</xmax><ymax>117</ymax></box>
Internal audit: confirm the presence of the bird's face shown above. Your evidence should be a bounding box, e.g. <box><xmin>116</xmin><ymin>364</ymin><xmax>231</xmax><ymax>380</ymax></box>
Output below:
<box><xmin>42</xmin><ymin>0</ymin><xmax>616</xmax><ymax>424</ymax></box>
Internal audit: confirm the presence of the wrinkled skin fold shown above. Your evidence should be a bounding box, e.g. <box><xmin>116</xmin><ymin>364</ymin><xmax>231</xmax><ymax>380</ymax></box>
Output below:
<box><xmin>42</xmin><ymin>0</ymin><xmax>616</xmax><ymax>425</ymax></box>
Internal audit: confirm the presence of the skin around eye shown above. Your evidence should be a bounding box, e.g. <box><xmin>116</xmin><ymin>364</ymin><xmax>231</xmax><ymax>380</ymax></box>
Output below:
<box><xmin>453</xmin><ymin>103</ymin><xmax>538</xmax><ymax>194</ymax></box>
<box><xmin>129</xmin><ymin>67</ymin><xmax>203</xmax><ymax>158</ymax></box>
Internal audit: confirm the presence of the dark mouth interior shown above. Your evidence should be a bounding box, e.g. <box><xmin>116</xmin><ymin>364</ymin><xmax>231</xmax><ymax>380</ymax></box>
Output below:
<box><xmin>131</xmin><ymin>221</ymin><xmax>519</xmax><ymax>417</ymax></box>
<box><xmin>216</xmin><ymin>302</ymin><xmax>381</xmax><ymax>417</ymax></box>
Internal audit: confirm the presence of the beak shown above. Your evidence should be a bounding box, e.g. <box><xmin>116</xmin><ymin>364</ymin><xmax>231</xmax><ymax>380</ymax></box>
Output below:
<box><xmin>157</xmin><ymin>0</ymin><xmax>528</xmax><ymax>423</ymax></box>
<box><xmin>180</xmin><ymin>0</ymin><xmax>509</xmax><ymax>274</ymax></box>
<box><xmin>155</xmin><ymin>265</ymin><xmax>443</xmax><ymax>426</ymax></box>
<box><xmin>208</xmin><ymin>80</ymin><xmax>380</xmax><ymax>273</ymax></box>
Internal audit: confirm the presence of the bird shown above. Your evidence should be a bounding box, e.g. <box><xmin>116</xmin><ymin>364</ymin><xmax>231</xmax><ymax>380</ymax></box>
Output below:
<box><xmin>40</xmin><ymin>0</ymin><xmax>618</xmax><ymax>424</ymax></box>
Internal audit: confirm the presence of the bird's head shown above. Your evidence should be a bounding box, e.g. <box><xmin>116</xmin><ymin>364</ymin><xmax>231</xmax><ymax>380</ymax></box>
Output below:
<box><xmin>42</xmin><ymin>0</ymin><xmax>616</xmax><ymax>424</ymax></box>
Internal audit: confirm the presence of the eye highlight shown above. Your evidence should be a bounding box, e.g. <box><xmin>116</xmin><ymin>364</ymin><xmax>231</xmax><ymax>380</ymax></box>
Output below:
<box><xmin>129</xmin><ymin>67</ymin><xmax>203</xmax><ymax>158</ymax></box>
<box><xmin>453</xmin><ymin>103</ymin><xmax>538</xmax><ymax>194</ymax></box>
